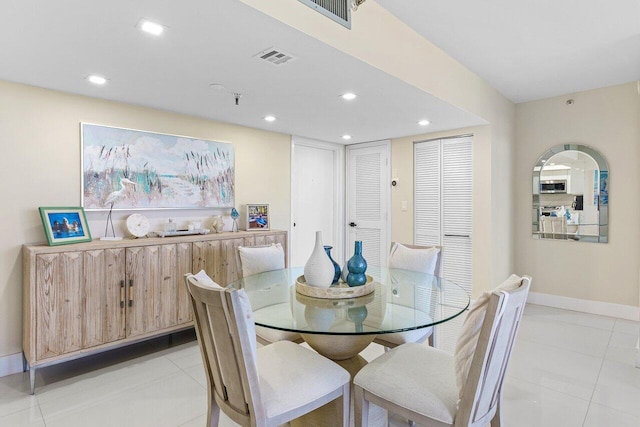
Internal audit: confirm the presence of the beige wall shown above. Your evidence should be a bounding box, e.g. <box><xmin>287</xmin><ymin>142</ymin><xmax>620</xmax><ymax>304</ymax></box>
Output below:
<box><xmin>515</xmin><ymin>82</ymin><xmax>640</xmax><ymax>306</ymax></box>
<box><xmin>0</xmin><ymin>80</ymin><xmax>291</xmax><ymax>358</ymax></box>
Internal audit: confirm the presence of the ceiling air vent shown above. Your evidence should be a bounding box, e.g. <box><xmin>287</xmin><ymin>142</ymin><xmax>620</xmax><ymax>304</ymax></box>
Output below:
<box><xmin>254</xmin><ymin>48</ymin><xmax>295</xmax><ymax>66</ymax></box>
<box><xmin>298</xmin><ymin>0</ymin><xmax>352</xmax><ymax>29</ymax></box>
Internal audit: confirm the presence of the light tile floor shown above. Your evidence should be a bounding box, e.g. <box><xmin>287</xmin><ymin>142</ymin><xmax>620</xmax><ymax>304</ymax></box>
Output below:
<box><xmin>1</xmin><ymin>304</ymin><xmax>639</xmax><ymax>427</ymax></box>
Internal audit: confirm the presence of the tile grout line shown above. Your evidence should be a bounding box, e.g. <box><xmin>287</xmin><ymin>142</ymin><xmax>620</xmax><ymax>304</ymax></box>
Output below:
<box><xmin>516</xmin><ymin>334</ymin><xmax>608</xmax><ymax>360</ymax></box>
<box><xmin>37</xmin><ymin>398</ymin><xmax>47</xmax><ymax>427</ymax></box>
<box><xmin>580</xmin><ymin>327</ymin><xmax>614</xmax><ymax>427</ymax></box>
<box><xmin>504</xmin><ymin>373</ymin><xmax>592</xmax><ymax>404</ymax></box>
<box><xmin>163</xmin><ymin>353</ymin><xmax>207</xmax><ymax>391</ymax></box>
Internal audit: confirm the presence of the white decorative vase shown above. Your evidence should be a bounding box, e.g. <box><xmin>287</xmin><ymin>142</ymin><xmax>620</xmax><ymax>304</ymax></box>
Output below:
<box><xmin>303</xmin><ymin>231</ymin><xmax>334</xmax><ymax>288</ymax></box>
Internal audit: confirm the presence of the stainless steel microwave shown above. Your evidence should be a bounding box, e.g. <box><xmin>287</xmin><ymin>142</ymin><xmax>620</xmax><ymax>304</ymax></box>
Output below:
<box><xmin>540</xmin><ymin>180</ymin><xmax>567</xmax><ymax>194</ymax></box>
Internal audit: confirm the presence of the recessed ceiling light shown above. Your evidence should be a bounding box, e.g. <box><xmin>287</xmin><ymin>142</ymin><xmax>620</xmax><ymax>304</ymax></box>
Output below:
<box><xmin>342</xmin><ymin>135</ymin><xmax>352</xmax><ymax>140</ymax></box>
<box><xmin>341</xmin><ymin>93</ymin><xmax>357</xmax><ymax>100</ymax></box>
<box><xmin>418</xmin><ymin>119</ymin><xmax>430</xmax><ymax>126</ymax></box>
<box><xmin>264</xmin><ymin>115</ymin><xmax>276</xmax><ymax>122</ymax></box>
<box><xmin>209</xmin><ymin>83</ymin><xmax>225</xmax><ymax>91</ymax></box>
<box><xmin>138</xmin><ymin>19</ymin><xmax>164</xmax><ymax>36</ymax></box>
<box><xmin>87</xmin><ymin>75</ymin><xmax>107</xmax><ymax>85</ymax></box>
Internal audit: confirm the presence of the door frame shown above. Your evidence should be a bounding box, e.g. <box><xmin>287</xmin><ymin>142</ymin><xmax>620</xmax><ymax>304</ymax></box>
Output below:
<box><xmin>345</xmin><ymin>140</ymin><xmax>391</xmax><ymax>266</ymax></box>
<box><xmin>290</xmin><ymin>136</ymin><xmax>346</xmax><ymax>264</ymax></box>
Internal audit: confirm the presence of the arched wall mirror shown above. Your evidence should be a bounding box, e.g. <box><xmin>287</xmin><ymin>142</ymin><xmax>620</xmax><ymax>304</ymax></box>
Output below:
<box><xmin>532</xmin><ymin>144</ymin><xmax>608</xmax><ymax>243</ymax></box>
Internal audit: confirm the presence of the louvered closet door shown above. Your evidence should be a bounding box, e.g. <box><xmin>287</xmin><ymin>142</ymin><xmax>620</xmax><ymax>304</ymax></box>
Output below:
<box><xmin>441</xmin><ymin>137</ymin><xmax>473</xmax><ymax>298</ymax></box>
<box><xmin>414</xmin><ymin>136</ymin><xmax>472</xmax><ymax>353</ymax></box>
<box><xmin>347</xmin><ymin>142</ymin><xmax>390</xmax><ymax>268</ymax></box>
<box><xmin>414</xmin><ymin>141</ymin><xmax>441</xmax><ymax>246</ymax></box>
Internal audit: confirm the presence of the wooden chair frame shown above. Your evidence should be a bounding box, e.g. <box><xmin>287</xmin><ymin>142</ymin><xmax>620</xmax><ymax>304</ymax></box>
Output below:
<box><xmin>185</xmin><ymin>274</ymin><xmax>347</xmax><ymax>427</ymax></box>
<box><xmin>235</xmin><ymin>244</ymin><xmax>303</xmax><ymax>345</ymax></box>
<box><xmin>356</xmin><ymin>277</ymin><xmax>531</xmax><ymax>427</ymax></box>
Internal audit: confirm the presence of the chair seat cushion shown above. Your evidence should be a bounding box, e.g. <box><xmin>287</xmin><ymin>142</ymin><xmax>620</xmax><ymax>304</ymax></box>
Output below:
<box><xmin>354</xmin><ymin>343</ymin><xmax>458</xmax><ymax>425</ymax></box>
<box><xmin>257</xmin><ymin>341</ymin><xmax>350</xmax><ymax>418</ymax></box>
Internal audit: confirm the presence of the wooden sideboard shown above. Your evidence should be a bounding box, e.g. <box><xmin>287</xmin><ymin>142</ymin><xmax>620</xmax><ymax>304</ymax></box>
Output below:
<box><xmin>23</xmin><ymin>229</ymin><xmax>287</xmax><ymax>393</ymax></box>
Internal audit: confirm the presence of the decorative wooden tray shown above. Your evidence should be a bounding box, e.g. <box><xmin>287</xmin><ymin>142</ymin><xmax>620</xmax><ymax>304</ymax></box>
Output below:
<box><xmin>295</xmin><ymin>289</ymin><xmax>375</xmax><ymax>308</ymax></box>
<box><xmin>295</xmin><ymin>275</ymin><xmax>375</xmax><ymax>299</ymax></box>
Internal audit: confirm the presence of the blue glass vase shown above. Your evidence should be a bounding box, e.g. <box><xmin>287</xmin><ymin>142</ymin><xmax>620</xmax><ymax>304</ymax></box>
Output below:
<box><xmin>323</xmin><ymin>246</ymin><xmax>341</xmax><ymax>285</ymax></box>
<box><xmin>346</xmin><ymin>241</ymin><xmax>367</xmax><ymax>287</ymax></box>
<box><xmin>347</xmin><ymin>306</ymin><xmax>368</xmax><ymax>333</ymax></box>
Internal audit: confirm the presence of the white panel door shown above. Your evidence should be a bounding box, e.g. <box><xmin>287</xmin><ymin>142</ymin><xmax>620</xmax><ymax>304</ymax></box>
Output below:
<box><xmin>346</xmin><ymin>141</ymin><xmax>390</xmax><ymax>268</ymax></box>
<box><xmin>291</xmin><ymin>139</ymin><xmax>344</xmax><ymax>267</ymax></box>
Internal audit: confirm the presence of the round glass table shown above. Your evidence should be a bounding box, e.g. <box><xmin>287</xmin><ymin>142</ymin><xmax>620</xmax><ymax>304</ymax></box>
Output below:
<box><xmin>228</xmin><ymin>266</ymin><xmax>470</xmax><ymax>360</ymax></box>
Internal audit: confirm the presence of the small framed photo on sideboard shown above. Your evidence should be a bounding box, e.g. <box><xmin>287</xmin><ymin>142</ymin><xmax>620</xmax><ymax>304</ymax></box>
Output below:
<box><xmin>39</xmin><ymin>207</ymin><xmax>93</xmax><ymax>246</ymax></box>
<box><xmin>246</xmin><ymin>204</ymin><xmax>269</xmax><ymax>231</ymax></box>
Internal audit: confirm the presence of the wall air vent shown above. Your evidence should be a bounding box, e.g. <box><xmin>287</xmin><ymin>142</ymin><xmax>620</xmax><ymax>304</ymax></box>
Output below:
<box><xmin>254</xmin><ymin>48</ymin><xmax>295</xmax><ymax>66</ymax></box>
<box><xmin>298</xmin><ymin>0</ymin><xmax>352</xmax><ymax>29</ymax></box>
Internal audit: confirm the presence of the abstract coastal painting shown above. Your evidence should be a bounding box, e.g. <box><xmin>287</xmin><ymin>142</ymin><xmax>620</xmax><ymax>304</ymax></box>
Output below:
<box><xmin>82</xmin><ymin>123</ymin><xmax>235</xmax><ymax>210</ymax></box>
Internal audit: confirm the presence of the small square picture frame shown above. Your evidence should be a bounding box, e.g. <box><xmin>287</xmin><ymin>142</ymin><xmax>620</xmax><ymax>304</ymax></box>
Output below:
<box><xmin>39</xmin><ymin>207</ymin><xmax>93</xmax><ymax>246</ymax></box>
<box><xmin>246</xmin><ymin>204</ymin><xmax>269</xmax><ymax>231</ymax></box>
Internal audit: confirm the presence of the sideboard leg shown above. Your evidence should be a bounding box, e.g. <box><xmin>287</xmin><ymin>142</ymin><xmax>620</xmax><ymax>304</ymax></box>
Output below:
<box><xmin>29</xmin><ymin>368</ymin><xmax>36</xmax><ymax>395</ymax></box>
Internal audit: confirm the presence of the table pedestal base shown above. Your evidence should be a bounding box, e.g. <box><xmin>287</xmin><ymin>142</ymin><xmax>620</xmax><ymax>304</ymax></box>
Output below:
<box><xmin>301</xmin><ymin>334</ymin><xmax>375</xmax><ymax>360</ymax></box>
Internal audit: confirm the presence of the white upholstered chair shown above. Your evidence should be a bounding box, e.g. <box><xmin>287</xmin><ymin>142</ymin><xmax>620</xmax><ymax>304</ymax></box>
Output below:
<box><xmin>237</xmin><ymin>243</ymin><xmax>303</xmax><ymax>345</ymax></box>
<box><xmin>185</xmin><ymin>273</ymin><xmax>351</xmax><ymax>427</ymax></box>
<box><xmin>355</xmin><ymin>275</ymin><xmax>531</xmax><ymax>427</ymax></box>
<box><xmin>373</xmin><ymin>242</ymin><xmax>443</xmax><ymax>349</ymax></box>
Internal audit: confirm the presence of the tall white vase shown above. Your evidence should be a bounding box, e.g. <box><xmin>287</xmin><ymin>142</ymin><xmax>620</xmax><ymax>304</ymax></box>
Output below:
<box><xmin>303</xmin><ymin>231</ymin><xmax>334</xmax><ymax>288</ymax></box>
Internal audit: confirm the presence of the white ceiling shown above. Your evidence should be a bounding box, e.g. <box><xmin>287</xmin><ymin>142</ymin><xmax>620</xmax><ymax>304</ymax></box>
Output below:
<box><xmin>1</xmin><ymin>0</ymin><xmax>637</xmax><ymax>144</ymax></box>
<box><xmin>378</xmin><ymin>0</ymin><xmax>640</xmax><ymax>103</ymax></box>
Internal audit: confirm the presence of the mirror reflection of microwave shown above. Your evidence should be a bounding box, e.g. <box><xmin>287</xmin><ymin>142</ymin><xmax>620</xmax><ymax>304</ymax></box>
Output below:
<box><xmin>540</xmin><ymin>180</ymin><xmax>567</xmax><ymax>194</ymax></box>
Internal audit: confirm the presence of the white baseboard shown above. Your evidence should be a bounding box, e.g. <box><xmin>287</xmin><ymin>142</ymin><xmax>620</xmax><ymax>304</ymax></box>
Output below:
<box><xmin>528</xmin><ymin>292</ymin><xmax>639</xmax><ymax>321</ymax></box>
<box><xmin>0</xmin><ymin>352</ymin><xmax>24</xmax><ymax>378</ymax></box>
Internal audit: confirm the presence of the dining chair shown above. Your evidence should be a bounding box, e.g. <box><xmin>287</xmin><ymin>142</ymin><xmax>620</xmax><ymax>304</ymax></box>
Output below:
<box><xmin>237</xmin><ymin>243</ymin><xmax>303</xmax><ymax>345</ymax></box>
<box><xmin>373</xmin><ymin>242</ymin><xmax>443</xmax><ymax>349</ymax></box>
<box><xmin>354</xmin><ymin>275</ymin><xmax>531</xmax><ymax>427</ymax></box>
<box><xmin>541</xmin><ymin>216</ymin><xmax>567</xmax><ymax>238</ymax></box>
<box><xmin>185</xmin><ymin>273</ymin><xmax>351</xmax><ymax>427</ymax></box>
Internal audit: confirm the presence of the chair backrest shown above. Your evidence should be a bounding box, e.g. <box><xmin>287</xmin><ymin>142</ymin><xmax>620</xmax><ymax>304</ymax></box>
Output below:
<box><xmin>236</xmin><ymin>243</ymin><xmax>285</xmax><ymax>278</ymax></box>
<box><xmin>185</xmin><ymin>274</ymin><xmax>266</xmax><ymax>426</ymax></box>
<box><xmin>389</xmin><ymin>242</ymin><xmax>443</xmax><ymax>277</ymax></box>
<box><xmin>541</xmin><ymin>216</ymin><xmax>567</xmax><ymax>236</ymax></box>
<box><xmin>456</xmin><ymin>276</ymin><xmax>531</xmax><ymax>427</ymax></box>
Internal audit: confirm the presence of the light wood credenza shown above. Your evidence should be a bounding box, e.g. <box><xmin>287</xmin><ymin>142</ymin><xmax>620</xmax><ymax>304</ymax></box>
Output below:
<box><xmin>23</xmin><ymin>229</ymin><xmax>287</xmax><ymax>393</ymax></box>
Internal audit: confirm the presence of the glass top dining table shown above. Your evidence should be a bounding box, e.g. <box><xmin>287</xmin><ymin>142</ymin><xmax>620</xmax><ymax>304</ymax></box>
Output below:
<box><xmin>227</xmin><ymin>266</ymin><xmax>470</xmax><ymax>360</ymax></box>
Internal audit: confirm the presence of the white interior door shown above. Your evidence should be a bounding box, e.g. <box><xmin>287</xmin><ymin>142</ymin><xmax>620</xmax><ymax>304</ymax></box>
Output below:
<box><xmin>291</xmin><ymin>137</ymin><xmax>344</xmax><ymax>267</ymax></box>
<box><xmin>346</xmin><ymin>141</ymin><xmax>390</xmax><ymax>268</ymax></box>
